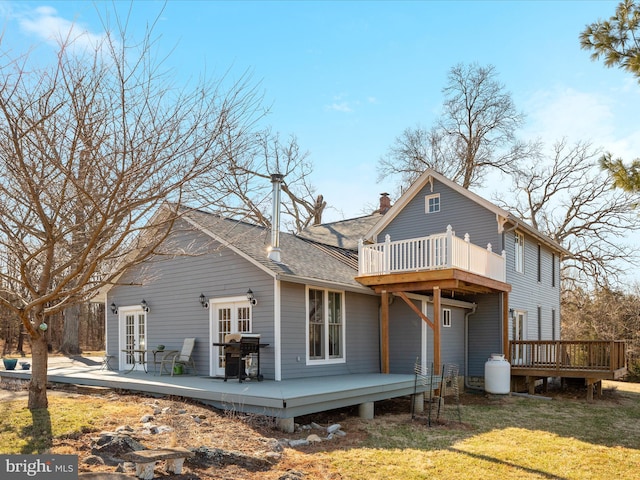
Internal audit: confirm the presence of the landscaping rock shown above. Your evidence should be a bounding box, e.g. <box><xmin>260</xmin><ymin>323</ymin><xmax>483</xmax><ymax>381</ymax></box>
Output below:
<box><xmin>91</xmin><ymin>433</ymin><xmax>145</xmax><ymax>466</ymax></box>
<box><xmin>279</xmin><ymin>470</ymin><xmax>305</xmax><ymax>479</ymax></box>
<box><xmin>82</xmin><ymin>455</ymin><xmax>105</xmax><ymax>466</ymax></box>
<box><xmin>288</xmin><ymin>439</ymin><xmax>309</xmax><ymax>448</ymax></box>
<box><xmin>326</xmin><ymin>423</ymin><xmax>342</xmax><ymax>434</ymax></box>
<box><xmin>188</xmin><ymin>446</ymin><xmax>277</xmax><ymax>471</ymax></box>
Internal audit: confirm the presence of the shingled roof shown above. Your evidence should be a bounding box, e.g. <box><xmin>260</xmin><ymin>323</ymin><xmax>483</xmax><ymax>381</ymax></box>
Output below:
<box><xmin>182</xmin><ymin>209</ymin><xmax>374</xmax><ymax>292</ymax></box>
<box><xmin>296</xmin><ymin>214</ymin><xmax>382</xmax><ymax>250</ymax></box>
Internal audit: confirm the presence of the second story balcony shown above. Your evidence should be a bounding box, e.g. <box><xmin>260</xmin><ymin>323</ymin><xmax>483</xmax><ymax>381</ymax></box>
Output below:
<box><xmin>358</xmin><ymin>225</ymin><xmax>507</xmax><ymax>285</ymax></box>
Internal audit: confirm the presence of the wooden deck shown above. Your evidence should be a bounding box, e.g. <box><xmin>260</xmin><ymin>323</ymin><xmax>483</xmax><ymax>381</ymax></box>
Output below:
<box><xmin>0</xmin><ymin>356</ymin><xmax>429</xmax><ymax>429</ymax></box>
<box><xmin>509</xmin><ymin>340</ymin><xmax>628</xmax><ymax>400</ymax></box>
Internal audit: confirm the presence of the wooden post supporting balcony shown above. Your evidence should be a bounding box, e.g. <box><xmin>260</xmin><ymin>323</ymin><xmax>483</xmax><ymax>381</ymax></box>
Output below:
<box><xmin>433</xmin><ymin>287</ymin><xmax>441</xmax><ymax>374</ymax></box>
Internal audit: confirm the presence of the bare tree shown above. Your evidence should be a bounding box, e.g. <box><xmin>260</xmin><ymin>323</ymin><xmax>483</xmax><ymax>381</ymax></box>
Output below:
<box><xmin>379</xmin><ymin>63</ymin><xmax>538</xmax><ymax>191</ymax></box>
<box><xmin>194</xmin><ymin>129</ymin><xmax>324</xmax><ymax>233</ymax></box>
<box><xmin>494</xmin><ymin>140</ymin><xmax>640</xmax><ymax>289</ymax></box>
<box><xmin>0</xmin><ymin>16</ymin><xmax>261</xmax><ymax>410</ymax></box>
<box><xmin>378</xmin><ymin>126</ymin><xmax>459</xmax><ymax>191</ymax></box>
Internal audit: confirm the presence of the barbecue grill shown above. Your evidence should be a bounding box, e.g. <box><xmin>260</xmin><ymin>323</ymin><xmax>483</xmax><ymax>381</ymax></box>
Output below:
<box><xmin>219</xmin><ymin>334</ymin><xmax>265</xmax><ymax>382</ymax></box>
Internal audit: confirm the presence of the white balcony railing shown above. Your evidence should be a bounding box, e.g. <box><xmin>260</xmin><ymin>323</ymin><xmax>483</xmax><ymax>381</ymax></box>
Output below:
<box><xmin>358</xmin><ymin>225</ymin><xmax>506</xmax><ymax>283</ymax></box>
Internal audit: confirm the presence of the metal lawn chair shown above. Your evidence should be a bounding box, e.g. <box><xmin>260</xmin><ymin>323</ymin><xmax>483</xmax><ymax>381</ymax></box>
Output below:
<box><xmin>159</xmin><ymin>338</ymin><xmax>197</xmax><ymax>376</ymax></box>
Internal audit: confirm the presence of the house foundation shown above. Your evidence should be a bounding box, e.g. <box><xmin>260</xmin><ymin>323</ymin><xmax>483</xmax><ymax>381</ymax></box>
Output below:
<box><xmin>276</xmin><ymin>417</ymin><xmax>295</xmax><ymax>433</ymax></box>
<box><xmin>412</xmin><ymin>393</ymin><xmax>425</xmax><ymax>413</ymax></box>
<box><xmin>358</xmin><ymin>401</ymin><xmax>374</xmax><ymax>419</ymax></box>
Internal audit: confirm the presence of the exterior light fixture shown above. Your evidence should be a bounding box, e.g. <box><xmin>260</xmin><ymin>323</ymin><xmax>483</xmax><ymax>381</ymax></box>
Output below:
<box><xmin>246</xmin><ymin>289</ymin><xmax>257</xmax><ymax>306</ymax></box>
<box><xmin>141</xmin><ymin>299</ymin><xmax>150</xmax><ymax>312</ymax></box>
<box><xmin>110</xmin><ymin>303</ymin><xmax>118</xmax><ymax>315</ymax></box>
<box><xmin>199</xmin><ymin>293</ymin><xmax>209</xmax><ymax>309</ymax></box>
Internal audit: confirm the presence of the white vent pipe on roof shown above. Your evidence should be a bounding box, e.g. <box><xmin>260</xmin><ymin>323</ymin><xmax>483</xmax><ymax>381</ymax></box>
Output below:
<box><xmin>269</xmin><ymin>173</ymin><xmax>284</xmax><ymax>262</ymax></box>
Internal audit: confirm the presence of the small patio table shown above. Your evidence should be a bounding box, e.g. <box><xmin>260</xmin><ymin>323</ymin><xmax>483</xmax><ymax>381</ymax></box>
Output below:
<box><xmin>121</xmin><ymin>349</ymin><xmax>148</xmax><ymax>374</ymax></box>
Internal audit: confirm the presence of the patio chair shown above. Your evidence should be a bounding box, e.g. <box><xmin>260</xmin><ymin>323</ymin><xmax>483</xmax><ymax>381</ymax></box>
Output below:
<box><xmin>100</xmin><ymin>353</ymin><xmax>115</xmax><ymax>371</ymax></box>
<box><xmin>159</xmin><ymin>338</ymin><xmax>197</xmax><ymax>376</ymax></box>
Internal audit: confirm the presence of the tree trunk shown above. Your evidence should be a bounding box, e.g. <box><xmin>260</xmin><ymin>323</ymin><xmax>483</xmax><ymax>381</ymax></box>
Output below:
<box><xmin>28</xmin><ymin>332</ymin><xmax>49</xmax><ymax>410</ymax></box>
<box><xmin>16</xmin><ymin>322</ymin><xmax>25</xmax><ymax>354</ymax></box>
<box><xmin>60</xmin><ymin>304</ymin><xmax>82</xmax><ymax>355</ymax></box>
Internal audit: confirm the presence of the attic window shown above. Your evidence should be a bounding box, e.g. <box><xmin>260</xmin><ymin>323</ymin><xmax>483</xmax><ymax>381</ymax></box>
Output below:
<box><xmin>425</xmin><ymin>193</ymin><xmax>440</xmax><ymax>214</ymax></box>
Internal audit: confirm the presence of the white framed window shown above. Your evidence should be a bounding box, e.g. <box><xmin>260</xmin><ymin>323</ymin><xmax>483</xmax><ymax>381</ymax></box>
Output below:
<box><xmin>425</xmin><ymin>193</ymin><xmax>440</xmax><ymax>214</ymax></box>
<box><xmin>514</xmin><ymin>231</ymin><xmax>524</xmax><ymax>273</ymax></box>
<box><xmin>307</xmin><ymin>287</ymin><xmax>345</xmax><ymax>364</ymax></box>
<box><xmin>442</xmin><ymin>308</ymin><xmax>451</xmax><ymax>327</ymax></box>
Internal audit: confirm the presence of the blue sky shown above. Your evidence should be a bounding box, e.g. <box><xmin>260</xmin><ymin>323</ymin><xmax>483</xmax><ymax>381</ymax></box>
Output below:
<box><xmin>1</xmin><ymin>1</ymin><xmax>639</xmax><ymax>222</ymax></box>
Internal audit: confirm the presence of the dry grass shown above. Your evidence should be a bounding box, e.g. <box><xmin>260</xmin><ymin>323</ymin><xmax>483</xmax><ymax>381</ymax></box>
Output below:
<box><xmin>1</xmin><ymin>380</ymin><xmax>639</xmax><ymax>479</ymax></box>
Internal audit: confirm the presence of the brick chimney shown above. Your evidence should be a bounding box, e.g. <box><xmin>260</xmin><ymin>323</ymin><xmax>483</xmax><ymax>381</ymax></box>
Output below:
<box><xmin>379</xmin><ymin>192</ymin><xmax>391</xmax><ymax>214</ymax></box>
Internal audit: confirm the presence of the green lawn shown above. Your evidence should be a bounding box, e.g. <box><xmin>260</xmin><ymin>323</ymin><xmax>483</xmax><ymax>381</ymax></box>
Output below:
<box><xmin>0</xmin><ymin>394</ymin><xmax>141</xmax><ymax>454</ymax></box>
<box><xmin>323</xmin><ymin>381</ymin><xmax>640</xmax><ymax>479</ymax></box>
<box><xmin>1</xmin><ymin>381</ymin><xmax>639</xmax><ymax>479</ymax></box>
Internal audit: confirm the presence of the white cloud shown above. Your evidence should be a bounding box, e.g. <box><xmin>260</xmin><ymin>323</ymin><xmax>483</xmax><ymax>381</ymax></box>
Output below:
<box><xmin>18</xmin><ymin>5</ymin><xmax>107</xmax><ymax>52</ymax></box>
<box><xmin>522</xmin><ymin>86</ymin><xmax>640</xmax><ymax>161</ymax></box>
<box><xmin>523</xmin><ymin>87</ymin><xmax>614</xmax><ymax>143</ymax></box>
<box><xmin>325</xmin><ymin>102</ymin><xmax>353</xmax><ymax>113</ymax></box>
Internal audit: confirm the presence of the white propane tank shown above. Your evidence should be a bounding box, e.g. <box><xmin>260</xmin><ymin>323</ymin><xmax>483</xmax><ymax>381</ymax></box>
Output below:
<box><xmin>484</xmin><ymin>353</ymin><xmax>511</xmax><ymax>394</ymax></box>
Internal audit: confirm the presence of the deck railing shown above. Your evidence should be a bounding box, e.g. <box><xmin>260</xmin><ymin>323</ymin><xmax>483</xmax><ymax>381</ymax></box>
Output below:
<box><xmin>358</xmin><ymin>225</ymin><xmax>506</xmax><ymax>282</ymax></box>
<box><xmin>509</xmin><ymin>340</ymin><xmax>627</xmax><ymax>372</ymax></box>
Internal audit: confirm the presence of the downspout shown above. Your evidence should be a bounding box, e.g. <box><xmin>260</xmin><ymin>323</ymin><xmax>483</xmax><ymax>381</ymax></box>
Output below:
<box><xmin>464</xmin><ymin>303</ymin><xmax>482</xmax><ymax>391</ymax></box>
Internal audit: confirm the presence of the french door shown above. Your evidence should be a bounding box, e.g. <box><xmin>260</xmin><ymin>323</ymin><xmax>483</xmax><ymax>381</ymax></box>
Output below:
<box><xmin>212</xmin><ymin>300</ymin><xmax>252</xmax><ymax>376</ymax></box>
<box><xmin>120</xmin><ymin>309</ymin><xmax>146</xmax><ymax>371</ymax></box>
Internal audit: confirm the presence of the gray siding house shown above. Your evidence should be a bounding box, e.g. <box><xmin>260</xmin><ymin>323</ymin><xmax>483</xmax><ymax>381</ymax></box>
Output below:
<box><xmin>355</xmin><ymin>169</ymin><xmax>569</xmax><ymax>384</ymax></box>
<box><xmin>104</xmin><ymin>168</ymin><xmax>569</xmax><ymax>389</ymax></box>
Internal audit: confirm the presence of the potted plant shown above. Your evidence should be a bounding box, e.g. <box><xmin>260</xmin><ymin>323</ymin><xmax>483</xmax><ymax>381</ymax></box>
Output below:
<box><xmin>2</xmin><ymin>358</ymin><xmax>18</xmax><ymax>370</ymax></box>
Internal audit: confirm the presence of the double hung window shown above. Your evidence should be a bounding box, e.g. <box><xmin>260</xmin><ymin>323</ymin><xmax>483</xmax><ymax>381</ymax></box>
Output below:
<box><xmin>514</xmin><ymin>232</ymin><xmax>524</xmax><ymax>273</ymax></box>
<box><xmin>308</xmin><ymin>288</ymin><xmax>345</xmax><ymax>363</ymax></box>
